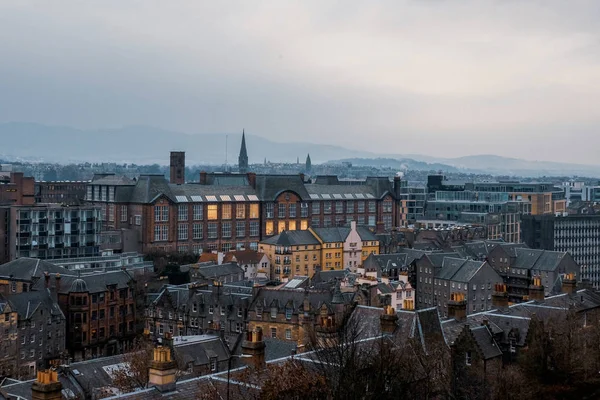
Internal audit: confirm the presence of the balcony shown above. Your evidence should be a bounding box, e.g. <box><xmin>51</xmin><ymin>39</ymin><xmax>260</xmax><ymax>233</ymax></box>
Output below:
<box><xmin>86</xmin><ymin>229</ymin><xmax>96</xmax><ymax>235</ymax></box>
<box><xmin>55</xmin><ymin>243</ymin><xmax>64</xmax><ymax>249</ymax></box>
<box><xmin>19</xmin><ymin>231</ymin><xmax>31</xmax><ymax>238</ymax></box>
<box><xmin>71</xmin><ymin>242</ymin><xmax>80</xmax><ymax>248</ymax></box>
<box><xmin>71</xmin><ymin>217</ymin><xmax>80</xmax><ymax>223</ymax></box>
<box><xmin>39</xmin><ymin>231</ymin><xmax>48</xmax><ymax>237</ymax></box>
<box><xmin>55</xmin><ymin>218</ymin><xmax>64</xmax><ymax>224</ymax></box>
<box><xmin>275</xmin><ymin>249</ymin><xmax>293</xmax><ymax>255</ymax></box>
<box><xmin>87</xmin><ymin>217</ymin><xmax>96</xmax><ymax>222</ymax></box>
<box><xmin>39</xmin><ymin>218</ymin><xmax>48</xmax><ymax>224</ymax></box>
<box><xmin>55</xmin><ymin>230</ymin><xmax>64</xmax><ymax>236</ymax></box>
<box><xmin>39</xmin><ymin>244</ymin><xmax>48</xmax><ymax>249</ymax></box>
<box><xmin>71</xmin><ymin>229</ymin><xmax>80</xmax><ymax>235</ymax></box>
<box><xmin>283</xmin><ymin>259</ymin><xmax>292</xmax><ymax>265</ymax></box>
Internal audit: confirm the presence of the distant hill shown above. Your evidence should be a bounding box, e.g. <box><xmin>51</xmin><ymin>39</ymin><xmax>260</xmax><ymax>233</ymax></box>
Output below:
<box><xmin>0</xmin><ymin>122</ymin><xmax>377</xmax><ymax>165</ymax></box>
<box><xmin>1</xmin><ymin>122</ymin><xmax>599</xmax><ymax>177</ymax></box>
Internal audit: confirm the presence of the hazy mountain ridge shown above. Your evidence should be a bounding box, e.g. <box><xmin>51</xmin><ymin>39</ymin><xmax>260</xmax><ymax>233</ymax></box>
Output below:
<box><xmin>1</xmin><ymin>122</ymin><xmax>599</xmax><ymax>177</ymax></box>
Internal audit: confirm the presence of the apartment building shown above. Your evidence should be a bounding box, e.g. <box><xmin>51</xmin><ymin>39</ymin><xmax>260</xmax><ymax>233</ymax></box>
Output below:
<box><xmin>0</xmin><ymin>204</ymin><xmax>102</xmax><ymax>264</ymax></box>
<box><xmin>34</xmin><ymin>181</ymin><xmax>88</xmax><ymax>205</ymax></box>
<box><xmin>465</xmin><ymin>181</ymin><xmax>566</xmax><ymax>215</ymax></box>
<box><xmin>522</xmin><ymin>214</ymin><xmax>599</xmax><ymax>288</ymax></box>
<box><xmin>0</xmin><ymin>168</ymin><xmax>34</xmax><ymax>206</ymax></box>
<box><xmin>259</xmin><ymin>224</ymin><xmax>379</xmax><ymax>281</ymax></box>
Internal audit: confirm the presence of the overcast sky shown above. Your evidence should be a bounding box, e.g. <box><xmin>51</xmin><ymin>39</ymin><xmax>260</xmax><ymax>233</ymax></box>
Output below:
<box><xmin>1</xmin><ymin>1</ymin><xmax>599</xmax><ymax>164</ymax></box>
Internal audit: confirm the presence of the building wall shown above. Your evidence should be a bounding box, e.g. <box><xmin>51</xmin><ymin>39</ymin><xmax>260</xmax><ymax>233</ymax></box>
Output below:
<box><xmin>259</xmin><ymin>242</ymin><xmax>321</xmax><ymax>280</ymax></box>
<box><xmin>0</xmin><ymin>308</ymin><xmax>17</xmax><ymax>378</ymax></box>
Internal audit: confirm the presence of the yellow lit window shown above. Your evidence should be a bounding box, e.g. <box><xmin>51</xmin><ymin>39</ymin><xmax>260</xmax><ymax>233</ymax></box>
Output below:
<box><xmin>300</xmin><ymin>220</ymin><xmax>308</xmax><ymax>230</ymax></box>
<box><xmin>266</xmin><ymin>221</ymin><xmax>274</xmax><ymax>236</ymax></box>
<box><xmin>278</xmin><ymin>221</ymin><xmax>286</xmax><ymax>233</ymax></box>
<box><xmin>288</xmin><ymin>221</ymin><xmax>297</xmax><ymax>231</ymax></box>
<box><xmin>250</xmin><ymin>204</ymin><xmax>259</xmax><ymax>219</ymax></box>
<box><xmin>207</xmin><ymin>205</ymin><xmax>218</xmax><ymax>220</ymax></box>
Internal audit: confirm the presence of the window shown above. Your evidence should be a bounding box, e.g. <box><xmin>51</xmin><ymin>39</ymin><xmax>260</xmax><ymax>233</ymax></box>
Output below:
<box><xmin>368</xmin><ymin>201</ymin><xmax>376</xmax><ymax>213</ymax></box>
<box><xmin>222</xmin><ymin>204</ymin><xmax>232</xmax><ymax>220</ymax></box>
<box><xmin>154</xmin><ymin>225</ymin><xmax>168</xmax><ymax>241</ymax></box>
<box><xmin>383</xmin><ymin>201</ymin><xmax>393</xmax><ymax>213</ymax></box>
<box><xmin>289</xmin><ymin>203</ymin><xmax>296</xmax><ymax>218</ymax></box>
<box><xmin>323</xmin><ymin>202</ymin><xmax>332</xmax><ymax>214</ymax></box>
<box><xmin>271</xmin><ymin>328</ymin><xmax>277</xmax><ymax>338</ymax></box>
<box><xmin>271</xmin><ymin>307</ymin><xmax>277</xmax><ymax>319</ymax></box>
<box><xmin>465</xmin><ymin>351</ymin><xmax>472</xmax><ymax>366</ymax></box>
<box><xmin>285</xmin><ymin>329</ymin><xmax>292</xmax><ymax>340</ymax></box>
<box><xmin>178</xmin><ymin>224</ymin><xmax>188</xmax><ymax>240</ymax></box>
<box><xmin>383</xmin><ymin>215</ymin><xmax>392</xmax><ymax>230</ymax></box>
<box><xmin>193</xmin><ymin>223</ymin><xmax>203</xmax><ymax>239</ymax></box>
<box><xmin>249</xmin><ymin>221</ymin><xmax>259</xmax><ymax>237</ymax></box>
<box><xmin>311</xmin><ymin>217</ymin><xmax>320</xmax><ymax>228</ymax></box>
<box><xmin>368</xmin><ymin>216</ymin><xmax>376</xmax><ymax>226</ymax></box>
<box><xmin>266</xmin><ymin>221</ymin><xmax>274</xmax><ymax>236</ymax></box>
<box><xmin>120</xmin><ymin>205</ymin><xmax>127</xmax><ymax>222</ymax></box>
<box><xmin>278</xmin><ymin>203</ymin><xmax>286</xmax><ymax>218</ymax></box>
<box><xmin>357</xmin><ymin>201</ymin><xmax>365</xmax><ymax>213</ymax></box>
<box><xmin>222</xmin><ymin>222</ymin><xmax>232</xmax><ymax>238</ymax></box>
<box><xmin>346</xmin><ymin>201</ymin><xmax>354</xmax><ymax>213</ymax></box>
<box><xmin>108</xmin><ymin>204</ymin><xmax>115</xmax><ymax>222</ymax></box>
<box><xmin>208</xmin><ymin>223</ymin><xmax>218</xmax><ymax>239</ymax></box>
<box><xmin>285</xmin><ymin>308</ymin><xmax>292</xmax><ymax>320</ymax></box>
<box><xmin>135</xmin><ymin>215</ymin><xmax>141</xmax><ymax>225</ymax></box>
<box><xmin>266</xmin><ymin>203</ymin><xmax>274</xmax><ymax>219</ymax></box>
<box><xmin>207</xmin><ymin>204</ymin><xmax>218</xmax><ymax>220</ymax></box>
<box><xmin>312</xmin><ymin>202</ymin><xmax>321</xmax><ymax>215</ymax></box>
<box><xmin>249</xmin><ymin>204</ymin><xmax>259</xmax><ymax>219</ymax></box>
<box><xmin>300</xmin><ymin>202</ymin><xmax>308</xmax><ymax>217</ymax></box>
<box><xmin>210</xmin><ymin>357</ymin><xmax>217</xmax><ymax>371</ymax></box>
<box><xmin>154</xmin><ymin>205</ymin><xmax>168</xmax><ymax>222</ymax></box>
<box><xmin>236</xmin><ymin>204</ymin><xmax>245</xmax><ymax>219</ymax></box>
<box><xmin>236</xmin><ymin>221</ymin><xmax>245</xmax><ymax>238</ymax></box>
<box><xmin>277</xmin><ymin>221</ymin><xmax>285</xmax><ymax>233</ymax></box>
<box><xmin>323</xmin><ymin>217</ymin><xmax>332</xmax><ymax>227</ymax></box>
<box><xmin>209</xmin><ymin>305</ymin><xmax>214</xmax><ymax>314</ymax></box>
<box><xmin>335</xmin><ymin>201</ymin><xmax>343</xmax><ymax>214</ymax></box>
<box><xmin>191</xmin><ymin>204</ymin><xmax>203</xmax><ymax>221</ymax></box>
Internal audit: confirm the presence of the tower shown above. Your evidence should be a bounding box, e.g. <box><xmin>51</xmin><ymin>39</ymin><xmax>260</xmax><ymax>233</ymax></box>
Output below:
<box><xmin>305</xmin><ymin>153</ymin><xmax>312</xmax><ymax>173</ymax></box>
<box><xmin>238</xmin><ymin>129</ymin><xmax>249</xmax><ymax>174</ymax></box>
<box><xmin>169</xmin><ymin>151</ymin><xmax>185</xmax><ymax>184</ymax></box>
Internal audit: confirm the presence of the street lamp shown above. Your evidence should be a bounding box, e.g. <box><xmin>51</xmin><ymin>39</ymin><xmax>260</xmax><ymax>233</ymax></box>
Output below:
<box><xmin>227</xmin><ymin>354</ymin><xmax>252</xmax><ymax>400</ymax></box>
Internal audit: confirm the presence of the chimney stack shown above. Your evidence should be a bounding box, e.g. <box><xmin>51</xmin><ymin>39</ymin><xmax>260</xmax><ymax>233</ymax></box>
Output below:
<box><xmin>148</xmin><ymin>346</ymin><xmax>178</xmax><ymax>393</ymax></box>
<box><xmin>32</xmin><ymin>370</ymin><xmax>62</xmax><ymax>400</ymax></box>
<box><xmin>528</xmin><ymin>276</ymin><xmax>545</xmax><ymax>301</ymax></box>
<box><xmin>562</xmin><ymin>273</ymin><xmax>577</xmax><ymax>295</ymax></box>
<box><xmin>199</xmin><ymin>171</ymin><xmax>208</xmax><ymax>185</ymax></box>
<box><xmin>247</xmin><ymin>172</ymin><xmax>257</xmax><ymax>189</ymax></box>
<box><xmin>241</xmin><ymin>327</ymin><xmax>266</xmax><ymax>369</ymax></box>
<box><xmin>380</xmin><ymin>305</ymin><xmax>398</xmax><ymax>335</ymax></box>
<box><xmin>448</xmin><ymin>292</ymin><xmax>467</xmax><ymax>322</ymax></box>
<box><xmin>492</xmin><ymin>283</ymin><xmax>509</xmax><ymax>310</ymax></box>
<box><xmin>169</xmin><ymin>151</ymin><xmax>185</xmax><ymax>185</ymax></box>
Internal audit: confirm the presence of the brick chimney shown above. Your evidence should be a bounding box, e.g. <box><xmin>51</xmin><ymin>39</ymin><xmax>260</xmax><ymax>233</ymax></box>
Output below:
<box><xmin>148</xmin><ymin>346</ymin><xmax>178</xmax><ymax>393</ymax></box>
<box><xmin>562</xmin><ymin>273</ymin><xmax>577</xmax><ymax>295</ymax></box>
<box><xmin>242</xmin><ymin>327</ymin><xmax>266</xmax><ymax>369</ymax></box>
<box><xmin>32</xmin><ymin>370</ymin><xmax>62</xmax><ymax>400</ymax></box>
<box><xmin>169</xmin><ymin>151</ymin><xmax>185</xmax><ymax>185</ymax></box>
<box><xmin>492</xmin><ymin>283</ymin><xmax>509</xmax><ymax>310</ymax></box>
<box><xmin>528</xmin><ymin>276</ymin><xmax>545</xmax><ymax>301</ymax></box>
<box><xmin>448</xmin><ymin>292</ymin><xmax>467</xmax><ymax>322</ymax></box>
<box><xmin>380</xmin><ymin>305</ymin><xmax>398</xmax><ymax>335</ymax></box>
<box><xmin>247</xmin><ymin>172</ymin><xmax>257</xmax><ymax>189</ymax></box>
<box><xmin>199</xmin><ymin>171</ymin><xmax>208</xmax><ymax>185</ymax></box>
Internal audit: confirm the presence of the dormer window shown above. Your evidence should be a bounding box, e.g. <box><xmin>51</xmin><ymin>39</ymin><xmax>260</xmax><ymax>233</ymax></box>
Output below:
<box><xmin>270</xmin><ymin>307</ymin><xmax>277</xmax><ymax>319</ymax></box>
<box><xmin>285</xmin><ymin>308</ymin><xmax>292</xmax><ymax>320</ymax></box>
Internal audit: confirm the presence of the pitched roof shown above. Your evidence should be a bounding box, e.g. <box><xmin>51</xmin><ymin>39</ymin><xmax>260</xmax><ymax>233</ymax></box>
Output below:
<box><xmin>225</xmin><ymin>250</ymin><xmax>266</xmax><ymax>265</ymax></box>
<box><xmin>469</xmin><ymin>325</ymin><xmax>503</xmax><ymax>360</ymax></box>
<box><xmin>0</xmin><ymin>258</ymin><xmax>71</xmax><ymax>281</ymax></box>
<box><xmin>312</xmin><ymin>227</ymin><xmax>350</xmax><ymax>243</ymax></box>
<box><xmin>437</xmin><ymin>258</ymin><xmax>486</xmax><ymax>282</ymax></box>
<box><xmin>513</xmin><ymin>248</ymin><xmax>568</xmax><ymax>271</ymax></box>
<box><xmin>254</xmin><ymin>175</ymin><xmax>309</xmax><ymax>201</ymax></box>
<box><xmin>260</xmin><ymin>230</ymin><xmax>320</xmax><ymax>246</ymax></box>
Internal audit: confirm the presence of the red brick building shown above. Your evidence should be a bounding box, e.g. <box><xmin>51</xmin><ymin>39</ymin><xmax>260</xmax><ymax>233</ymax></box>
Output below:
<box><xmin>85</xmin><ymin>152</ymin><xmax>403</xmax><ymax>255</ymax></box>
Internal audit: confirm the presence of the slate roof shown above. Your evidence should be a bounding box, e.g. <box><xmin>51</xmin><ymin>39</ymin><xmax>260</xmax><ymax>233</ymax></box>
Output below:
<box><xmin>513</xmin><ymin>248</ymin><xmax>568</xmax><ymax>271</ymax></box>
<box><xmin>0</xmin><ymin>258</ymin><xmax>71</xmax><ymax>281</ymax></box>
<box><xmin>312</xmin><ymin>227</ymin><xmax>350</xmax><ymax>243</ymax></box>
<box><xmin>8</xmin><ymin>289</ymin><xmax>65</xmax><ymax>321</ymax></box>
<box><xmin>436</xmin><ymin>258</ymin><xmax>485</xmax><ymax>282</ymax></box>
<box><xmin>254</xmin><ymin>175</ymin><xmax>309</xmax><ymax>201</ymax></box>
<box><xmin>188</xmin><ymin>262</ymin><xmax>245</xmax><ymax>280</ymax></box>
<box><xmin>470</xmin><ymin>325</ymin><xmax>503</xmax><ymax>360</ymax></box>
<box><xmin>173</xmin><ymin>335</ymin><xmax>230</xmax><ymax>368</ymax></box>
<box><xmin>90</xmin><ymin>174</ymin><xmax>135</xmax><ymax>186</ymax></box>
<box><xmin>36</xmin><ymin>270</ymin><xmax>133</xmax><ymax>294</ymax></box>
<box><xmin>260</xmin><ymin>230</ymin><xmax>320</xmax><ymax>246</ymax></box>
<box><xmin>250</xmin><ymin>288</ymin><xmax>336</xmax><ymax>315</ymax></box>
<box><xmin>224</xmin><ymin>250</ymin><xmax>266</xmax><ymax>265</ymax></box>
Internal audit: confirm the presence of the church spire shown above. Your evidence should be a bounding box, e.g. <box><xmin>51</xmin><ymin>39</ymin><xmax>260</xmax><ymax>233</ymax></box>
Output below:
<box><xmin>239</xmin><ymin>129</ymin><xmax>249</xmax><ymax>174</ymax></box>
<box><xmin>305</xmin><ymin>153</ymin><xmax>312</xmax><ymax>173</ymax></box>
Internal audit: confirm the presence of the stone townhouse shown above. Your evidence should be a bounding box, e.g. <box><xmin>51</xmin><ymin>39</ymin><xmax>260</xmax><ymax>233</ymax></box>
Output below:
<box><xmin>9</xmin><ymin>290</ymin><xmax>66</xmax><ymax>379</ymax></box>
<box><xmin>0</xmin><ymin>296</ymin><xmax>18</xmax><ymax>378</ymax></box>
<box><xmin>145</xmin><ymin>282</ymin><xmax>252</xmax><ymax>346</ymax></box>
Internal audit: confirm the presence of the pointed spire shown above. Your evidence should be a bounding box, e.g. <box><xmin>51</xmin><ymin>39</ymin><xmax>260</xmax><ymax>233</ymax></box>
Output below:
<box><xmin>305</xmin><ymin>153</ymin><xmax>312</xmax><ymax>172</ymax></box>
<box><xmin>238</xmin><ymin>129</ymin><xmax>249</xmax><ymax>173</ymax></box>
